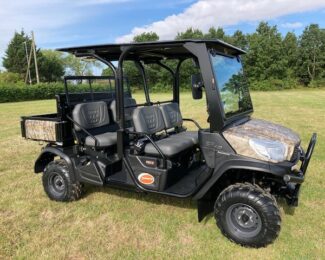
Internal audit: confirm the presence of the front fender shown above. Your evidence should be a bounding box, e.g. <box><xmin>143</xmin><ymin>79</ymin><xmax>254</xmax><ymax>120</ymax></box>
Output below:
<box><xmin>34</xmin><ymin>146</ymin><xmax>77</xmax><ymax>182</ymax></box>
<box><xmin>194</xmin><ymin>155</ymin><xmax>289</xmax><ymax>200</ymax></box>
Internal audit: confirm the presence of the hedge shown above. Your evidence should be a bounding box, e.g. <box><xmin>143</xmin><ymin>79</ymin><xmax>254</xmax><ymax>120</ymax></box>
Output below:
<box><xmin>249</xmin><ymin>78</ymin><xmax>301</xmax><ymax>91</ymax></box>
<box><xmin>0</xmin><ymin>83</ymin><xmax>110</xmax><ymax>103</ymax></box>
<box><xmin>1</xmin><ymin>79</ymin><xmax>324</xmax><ymax>103</ymax></box>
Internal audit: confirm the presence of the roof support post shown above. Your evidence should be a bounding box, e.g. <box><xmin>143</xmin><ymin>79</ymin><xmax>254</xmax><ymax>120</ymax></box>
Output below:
<box><xmin>155</xmin><ymin>61</ymin><xmax>177</xmax><ymax>103</ymax></box>
<box><xmin>135</xmin><ymin>60</ymin><xmax>150</xmax><ymax>104</ymax></box>
<box><xmin>90</xmin><ymin>53</ymin><xmax>118</xmax><ymax>100</ymax></box>
<box><xmin>174</xmin><ymin>59</ymin><xmax>184</xmax><ymax>104</ymax></box>
<box><xmin>116</xmin><ymin>46</ymin><xmax>133</xmax><ymax>158</ymax></box>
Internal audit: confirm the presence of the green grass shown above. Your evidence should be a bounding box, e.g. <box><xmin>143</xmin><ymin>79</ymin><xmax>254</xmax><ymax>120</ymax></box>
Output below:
<box><xmin>0</xmin><ymin>90</ymin><xmax>324</xmax><ymax>259</ymax></box>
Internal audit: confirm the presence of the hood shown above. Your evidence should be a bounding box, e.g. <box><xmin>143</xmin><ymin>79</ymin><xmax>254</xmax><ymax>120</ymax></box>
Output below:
<box><xmin>223</xmin><ymin>118</ymin><xmax>300</xmax><ymax>162</ymax></box>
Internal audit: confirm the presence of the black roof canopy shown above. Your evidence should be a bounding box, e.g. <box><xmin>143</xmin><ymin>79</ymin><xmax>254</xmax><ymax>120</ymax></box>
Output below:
<box><xmin>57</xmin><ymin>39</ymin><xmax>246</xmax><ymax>61</ymax></box>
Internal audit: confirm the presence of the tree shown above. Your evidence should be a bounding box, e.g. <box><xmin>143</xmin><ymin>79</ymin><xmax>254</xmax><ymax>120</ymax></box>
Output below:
<box><xmin>205</xmin><ymin>27</ymin><xmax>229</xmax><ymax>41</ymax></box>
<box><xmin>39</xmin><ymin>50</ymin><xmax>65</xmax><ymax>82</ymax></box>
<box><xmin>0</xmin><ymin>71</ymin><xmax>22</xmax><ymax>84</ymax></box>
<box><xmin>282</xmin><ymin>32</ymin><xmax>298</xmax><ymax>78</ymax></box>
<box><xmin>3</xmin><ymin>30</ymin><xmax>65</xmax><ymax>83</ymax></box>
<box><xmin>296</xmin><ymin>24</ymin><xmax>325</xmax><ymax>84</ymax></box>
<box><xmin>175</xmin><ymin>28</ymin><xmax>204</xmax><ymax>40</ymax></box>
<box><xmin>133</xmin><ymin>32</ymin><xmax>159</xmax><ymax>42</ymax></box>
<box><xmin>2</xmin><ymin>30</ymin><xmax>35</xmax><ymax>79</ymax></box>
<box><xmin>244</xmin><ymin>22</ymin><xmax>287</xmax><ymax>82</ymax></box>
<box><xmin>103</xmin><ymin>32</ymin><xmax>161</xmax><ymax>89</ymax></box>
<box><xmin>64</xmin><ymin>54</ymin><xmax>102</xmax><ymax>76</ymax></box>
<box><xmin>230</xmin><ymin>30</ymin><xmax>248</xmax><ymax>50</ymax></box>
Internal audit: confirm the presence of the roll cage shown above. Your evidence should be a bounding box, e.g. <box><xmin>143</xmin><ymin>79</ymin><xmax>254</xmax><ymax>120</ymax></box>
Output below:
<box><xmin>57</xmin><ymin>40</ymin><xmax>249</xmax><ymax>158</ymax></box>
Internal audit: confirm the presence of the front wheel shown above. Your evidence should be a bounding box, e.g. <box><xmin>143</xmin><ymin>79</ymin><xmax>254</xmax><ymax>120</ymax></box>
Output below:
<box><xmin>214</xmin><ymin>183</ymin><xmax>281</xmax><ymax>248</ymax></box>
<box><xmin>42</xmin><ymin>159</ymin><xmax>83</xmax><ymax>202</ymax></box>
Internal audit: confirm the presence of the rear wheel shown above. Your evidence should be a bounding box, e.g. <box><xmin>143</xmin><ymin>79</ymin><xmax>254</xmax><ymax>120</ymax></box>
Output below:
<box><xmin>214</xmin><ymin>183</ymin><xmax>281</xmax><ymax>247</ymax></box>
<box><xmin>42</xmin><ymin>159</ymin><xmax>82</xmax><ymax>202</ymax></box>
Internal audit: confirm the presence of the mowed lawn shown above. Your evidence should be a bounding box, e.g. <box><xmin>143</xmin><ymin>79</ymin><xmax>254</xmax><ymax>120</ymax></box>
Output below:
<box><xmin>0</xmin><ymin>89</ymin><xmax>324</xmax><ymax>259</ymax></box>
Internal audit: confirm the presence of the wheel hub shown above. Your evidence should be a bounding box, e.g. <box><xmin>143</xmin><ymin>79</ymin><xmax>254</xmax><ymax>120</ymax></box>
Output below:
<box><xmin>234</xmin><ymin>206</ymin><xmax>259</xmax><ymax>229</ymax></box>
<box><xmin>51</xmin><ymin>174</ymin><xmax>65</xmax><ymax>192</ymax></box>
<box><xmin>226</xmin><ymin>203</ymin><xmax>262</xmax><ymax>238</ymax></box>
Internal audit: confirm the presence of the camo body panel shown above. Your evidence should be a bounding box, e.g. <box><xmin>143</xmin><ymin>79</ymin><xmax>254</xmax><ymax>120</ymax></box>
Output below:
<box><xmin>223</xmin><ymin>118</ymin><xmax>300</xmax><ymax>162</ymax></box>
<box><xmin>25</xmin><ymin>120</ymin><xmax>57</xmax><ymax>142</ymax></box>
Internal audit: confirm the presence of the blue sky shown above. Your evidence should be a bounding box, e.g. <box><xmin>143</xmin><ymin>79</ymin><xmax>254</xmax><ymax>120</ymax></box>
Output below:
<box><xmin>0</xmin><ymin>0</ymin><xmax>325</xmax><ymax>69</ymax></box>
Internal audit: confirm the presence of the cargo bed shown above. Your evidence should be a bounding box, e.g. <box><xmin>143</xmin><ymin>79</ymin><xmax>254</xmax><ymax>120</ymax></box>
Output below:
<box><xmin>21</xmin><ymin>113</ymin><xmax>73</xmax><ymax>144</ymax></box>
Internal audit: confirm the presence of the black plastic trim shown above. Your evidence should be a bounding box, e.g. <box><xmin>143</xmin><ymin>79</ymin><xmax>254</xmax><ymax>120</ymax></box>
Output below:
<box><xmin>34</xmin><ymin>145</ymin><xmax>77</xmax><ymax>182</ymax></box>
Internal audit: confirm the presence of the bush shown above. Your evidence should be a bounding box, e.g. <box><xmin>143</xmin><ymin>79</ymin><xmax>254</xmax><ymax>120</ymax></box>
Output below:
<box><xmin>1</xmin><ymin>77</ymin><xmax>321</xmax><ymax>103</ymax></box>
<box><xmin>0</xmin><ymin>72</ymin><xmax>23</xmax><ymax>84</ymax></box>
<box><xmin>308</xmin><ymin>79</ymin><xmax>325</xmax><ymax>88</ymax></box>
<box><xmin>0</xmin><ymin>83</ymin><xmax>110</xmax><ymax>103</ymax></box>
<box><xmin>149</xmin><ymin>82</ymin><xmax>173</xmax><ymax>92</ymax></box>
<box><xmin>249</xmin><ymin>78</ymin><xmax>300</xmax><ymax>91</ymax></box>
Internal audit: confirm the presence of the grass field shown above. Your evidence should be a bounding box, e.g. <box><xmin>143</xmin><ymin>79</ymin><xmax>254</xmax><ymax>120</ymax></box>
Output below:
<box><xmin>0</xmin><ymin>90</ymin><xmax>324</xmax><ymax>259</ymax></box>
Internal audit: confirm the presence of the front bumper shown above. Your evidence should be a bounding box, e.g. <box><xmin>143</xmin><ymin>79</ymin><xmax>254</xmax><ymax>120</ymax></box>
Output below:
<box><xmin>284</xmin><ymin>133</ymin><xmax>317</xmax><ymax>206</ymax></box>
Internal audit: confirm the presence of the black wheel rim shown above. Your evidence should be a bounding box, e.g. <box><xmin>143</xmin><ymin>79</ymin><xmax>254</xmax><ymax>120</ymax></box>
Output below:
<box><xmin>49</xmin><ymin>173</ymin><xmax>66</xmax><ymax>195</ymax></box>
<box><xmin>226</xmin><ymin>203</ymin><xmax>262</xmax><ymax>239</ymax></box>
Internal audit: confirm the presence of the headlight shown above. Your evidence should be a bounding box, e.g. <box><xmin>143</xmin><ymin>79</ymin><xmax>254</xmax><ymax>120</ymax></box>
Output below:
<box><xmin>249</xmin><ymin>138</ymin><xmax>288</xmax><ymax>162</ymax></box>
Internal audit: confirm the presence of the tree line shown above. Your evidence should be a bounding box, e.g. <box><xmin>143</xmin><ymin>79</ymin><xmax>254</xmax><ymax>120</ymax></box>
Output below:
<box><xmin>0</xmin><ymin>30</ymin><xmax>101</xmax><ymax>84</ymax></box>
<box><xmin>104</xmin><ymin>22</ymin><xmax>325</xmax><ymax>90</ymax></box>
<box><xmin>1</xmin><ymin>22</ymin><xmax>325</xmax><ymax>91</ymax></box>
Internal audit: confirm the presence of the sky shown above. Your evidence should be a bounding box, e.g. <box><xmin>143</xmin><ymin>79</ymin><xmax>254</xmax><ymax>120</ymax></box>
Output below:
<box><xmin>1</xmin><ymin>0</ymin><xmax>325</xmax><ymax>69</ymax></box>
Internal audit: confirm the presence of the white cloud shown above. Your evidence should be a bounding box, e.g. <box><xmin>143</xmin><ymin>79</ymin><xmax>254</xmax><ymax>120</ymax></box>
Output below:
<box><xmin>116</xmin><ymin>0</ymin><xmax>325</xmax><ymax>42</ymax></box>
<box><xmin>281</xmin><ymin>22</ymin><xmax>304</xmax><ymax>29</ymax></box>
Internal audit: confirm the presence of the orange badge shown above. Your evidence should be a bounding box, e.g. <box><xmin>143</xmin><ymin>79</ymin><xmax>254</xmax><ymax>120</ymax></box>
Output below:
<box><xmin>138</xmin><ymin>173</ymin><xmax>155</xmax><ymax>185</ymax></box>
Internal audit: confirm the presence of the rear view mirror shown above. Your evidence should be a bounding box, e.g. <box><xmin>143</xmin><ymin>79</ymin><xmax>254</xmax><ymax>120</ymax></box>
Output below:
<box><xmin>191</xmin><ymin>74</ymin><xmax>203</xmax><ymax>100</ymax></box>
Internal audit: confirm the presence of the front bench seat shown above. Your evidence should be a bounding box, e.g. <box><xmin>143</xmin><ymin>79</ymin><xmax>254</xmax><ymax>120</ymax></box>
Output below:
<box><xmin>72</xmin><ymin>101</ymin><xmax>117</xmax><ymax>147</ymax></box>
<box><xmin>159</xmin><ymin>103</ymin><xmax>199</xmax><ymax>145</ymax></box>
<box><xmin>132</xmin><ymin>106</ymin><xmax>193</xmax><ymax>157</ymax></box>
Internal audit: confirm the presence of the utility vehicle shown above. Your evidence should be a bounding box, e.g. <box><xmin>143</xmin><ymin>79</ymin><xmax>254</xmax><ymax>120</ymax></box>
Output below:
<box><xmin>21</xmin><ymin>40</ymin><xmax>317</xmax><ymax>247</ymax></box>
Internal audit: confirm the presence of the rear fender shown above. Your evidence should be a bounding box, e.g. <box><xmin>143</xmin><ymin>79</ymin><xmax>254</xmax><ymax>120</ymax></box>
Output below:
<box><xmin>34</xmin><ymin>146</ymin><xmax>77</xmax><ymax>182</ymax></box>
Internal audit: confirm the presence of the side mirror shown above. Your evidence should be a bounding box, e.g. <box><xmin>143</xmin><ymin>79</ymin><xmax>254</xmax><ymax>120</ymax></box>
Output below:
<box><xmin>191</xmin><ymin>74</ymin><xmax>203</xmax><ymax>100</ymax></box>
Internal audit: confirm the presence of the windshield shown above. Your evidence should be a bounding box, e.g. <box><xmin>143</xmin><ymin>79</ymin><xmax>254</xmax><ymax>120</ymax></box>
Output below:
<box><xmin>210</xmin><ymin>52</ymin><xmax>253</xmax><ymax>119</ymax></box>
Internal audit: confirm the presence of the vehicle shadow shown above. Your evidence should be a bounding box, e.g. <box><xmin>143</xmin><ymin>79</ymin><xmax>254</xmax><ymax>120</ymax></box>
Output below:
<box><xmin>82</xmin><ymin>186</ymin><xmax>296</xmax><ymax>221</ymax></box>
<box><xmin>83</xmin><ymin>184</ymin><xmax>197</xmax><ymax>210</ymax></box>
<box><xmin>277</xmin><ymin>198</ymin><xmax>296</xmax><ymax>215</ymax></box>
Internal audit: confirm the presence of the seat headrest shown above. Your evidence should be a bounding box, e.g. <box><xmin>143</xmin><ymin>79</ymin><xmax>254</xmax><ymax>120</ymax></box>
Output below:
<box><xmin>132</xmin><ymin>106</ymin><xmax>165</xmax><ymax>134</ymax></box>
<box><xmin>110</xmin><ymin>98</ymin><xmax>137</xmax><ymax>122</ymax></box>
<box><xmin>72</xmin><ymin>101</ymin><xmax>110</xmax><ymax>131</ymax></box>
<box><xmin>159</xmin><ymin>103</ymin><xmax>183</xmax><ymax>129</ymax></box>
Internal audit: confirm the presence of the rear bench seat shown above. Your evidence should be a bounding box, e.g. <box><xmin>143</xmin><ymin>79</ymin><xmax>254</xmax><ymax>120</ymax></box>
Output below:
<box><xmin>132</xmin><ymin>105</ymin><xmax>196</xmax><ymax>157</ymax></box>
<box><xmin>71</xmin><ymin>98</ymin><xmax>136</xmax><ymax>148</ymax></box>
<box><xmin>72</xmin><ymin>101</ymin><xmax>117</xmax><ymax>147</ymax></box>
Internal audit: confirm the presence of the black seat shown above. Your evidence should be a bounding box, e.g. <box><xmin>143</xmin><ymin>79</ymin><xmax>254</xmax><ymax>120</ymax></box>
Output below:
<box><xmin>159</xmin><ymin>103</ymin><xmax>199</xmax><ymax>145</ymax></box>
<box><xmin>72</xmin><ymin>101</ymin><xmax>117</xmax><ymax>148</ymax></box>
<box><xmin>132</xmin><ymin>106</ymin><xmax>193</xmax><ymax>157</ymax></box>
<box><xmin>110</xmin><ymin>97</ymin><xmax>137</xmax><ymax>130</ymax></box>
<box><xmin>144</xmin><ymin>137</ymin><xmax>194</xmax><ymax>157</ymax></box>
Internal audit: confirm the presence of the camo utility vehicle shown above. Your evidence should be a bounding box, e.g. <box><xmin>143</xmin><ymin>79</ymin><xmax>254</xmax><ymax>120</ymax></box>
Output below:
<box><xmin>21</xmin><ymin>40</ymin><xmax>317</xmax><ymax>247</ymax></box>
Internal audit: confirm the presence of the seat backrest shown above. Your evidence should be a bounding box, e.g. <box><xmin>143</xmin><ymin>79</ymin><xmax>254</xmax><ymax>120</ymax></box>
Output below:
<box><xmin>72</xmin><ymin>101</ymin><xmax>110</xmax><ymax>131</ymax></box>
<box><xmin>159</xmin><ymin>103</ymin><xmax>183</xmax><ymax>129</ymax></box>
<box><xmin>110</xmin><ymin>98</ymin><xmax>137</xmax><ymax>123</ymax></box>
<box><xmin>132</xmin><ymin>106</ymin><xmax>165</xmax><ymax>134</ymax></box>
